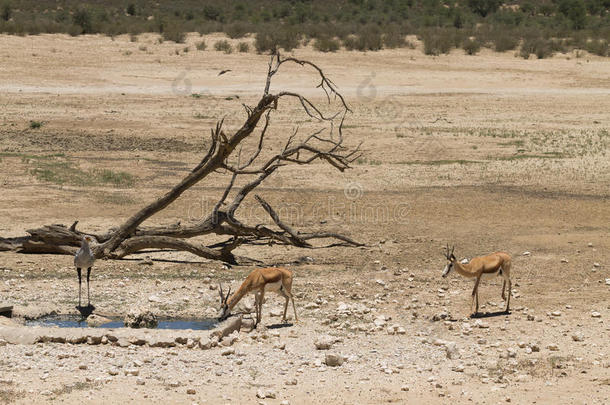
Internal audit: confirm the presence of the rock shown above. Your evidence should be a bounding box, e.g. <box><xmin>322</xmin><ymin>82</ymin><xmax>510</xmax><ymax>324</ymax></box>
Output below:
<box><xmin>551</xmin><ymin>311</ymin><xmax>562</xmax><ymax>317</ymax></box>
<box><xmin>136</xmin><ymin>378</ymin><xmax>145</xmax><ymax>385</ymax></box>
<box><xmin>547</xmin><ymin>344</ymin><xmax>559</xmax><ymax>351</ymax></box>
<box><xmin>169</xmin><ymin>381</ymin><xmax>180</xmax><ymax>388</ymax></box>
<box><xmin>304</xmin><ymin>302</ymin><xmax>319</xmax><ymax>309</ymax></box>
<box><xmin>199</xmin><ymin>338</ymin><xmax>214</xmax><ymax>350</ymax></box>
<box><xmin>325</xmin><ymin>353</ymin><xmax>345</xmax><ymax>367</ymax></box>
<box><xmin>256</xmin><ymin>389</ymin><xmax>276</xmax><ymax>399</ymax></box>
<box><xmin>148</xmin><ymin>295</ymin><xmax>161</xmax><ymax>303</ymax></box>
<box><xmin>591</xmin><ymin>311</ymin><xmax>601</xmax><ymax>318</ymax></box>
<box><xmin>124</xmin><ymin>308</ymin><xmax>158</xmax><ymax>328</ymax></box>
<box><xmin>187</xmin><ymin>389</ymin><xmax>196</xmax><ymax>395</ymax></box>
<box><xmin>560</xmin><ymin>258</ymin><xmax>568</xmax><ymax>263</ymax></box>
<box><xmin>452</xmin><ymin>364</ymin><xmax>465</xmax><ymax>372</ymax></box>
<box><xmin>571</xmin><ymin>332</ymin><xmax>585</xmax><ymax>342</ymax></box>
<box><xmin>285</xmin><ymin>378</ymin><xmax>297</xmax><ymax>386</ymax></box>
<box><xmin>400</xmin><ymin>385</ymin><xmax>410</xmax><ymax>391</ymax></box>
<box><xmin>314</xmin><ymin>336</ymin><xmax>334</xmax><ymax>350</ymax></box>
<box><xmin>445</xmin><ymin>342</ymin><xmax>458</xmax><ymax>359</ymax></box>
<box><xmin>221</xmin><ymin>347</ymin><xmax>235</xmax><ymax>356</ymax></box>
<box><xmin>125</xmin><ymin>368</ymin><xmax>139</xmax><ymax>376</ymax></box>
<box><xmin>605</xmin><ymin>279</ymin><xmax>610</xmax><ymax>286</ymax></box>
<box><xmin>210</xmin><ymin>316</ymin><xmax>242</xmax><ymax>339</ymax></box>
<box><xmin>522</xmin><ymin>251</ymin><xmax>531</xmax><ymax>256</ymax></box>
<box><xmin>138</xmin><ymin>256</ymin><xmax>153</xmax><ymax>266</ymax></box>
<box><xmin>593</xmin><ymin>262</ymin><xmax>600</xmax><ymax>268</ymax></box>
<box><xmin>86</xmin><ymin>314</ymin><xmax>112</xmax><ymax>327</ymax></box>
<box><xmin>108</xmin><ymin>368</ymin><xmax>119</xmax><ymax>376</ymax></box>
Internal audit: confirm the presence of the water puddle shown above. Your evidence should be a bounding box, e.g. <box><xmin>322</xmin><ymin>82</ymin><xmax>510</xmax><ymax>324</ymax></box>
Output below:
<box><xmin>26</xmin><ymin>314</ymin><xmax>218</xmax><ymax>330</ymax></box>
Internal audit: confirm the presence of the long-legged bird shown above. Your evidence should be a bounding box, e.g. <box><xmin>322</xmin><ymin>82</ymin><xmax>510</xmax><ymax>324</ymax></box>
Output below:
<box><xmin>74</xmin><ymin>235</ymin><xmax>96</xmax><ymax>307</ymax></box>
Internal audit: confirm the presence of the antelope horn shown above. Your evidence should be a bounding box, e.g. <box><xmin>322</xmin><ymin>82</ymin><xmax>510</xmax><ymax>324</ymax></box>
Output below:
<box><xmin>225</xmin><ymin>287</ymin><xmax>231</xmax><ymax>303</ymax></box>
<box><xmin>451</xmin><ymin>245</ymin><xmax>455</xmax><ymax>256</ymax></box>
<box><xmin>218</xmin><ymin>283</ymin><xmax>224</xmax><ymax>301</ymax></box>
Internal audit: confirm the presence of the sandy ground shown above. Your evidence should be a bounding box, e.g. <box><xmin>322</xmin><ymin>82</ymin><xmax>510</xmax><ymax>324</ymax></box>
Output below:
<box><xmin>0</xmin><ymin>33</ymin><xmax>609</xmax><ymax>404</ymax></box>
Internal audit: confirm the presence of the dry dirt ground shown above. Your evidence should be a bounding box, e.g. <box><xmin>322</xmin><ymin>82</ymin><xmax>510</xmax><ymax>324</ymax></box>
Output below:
<box><xmin>0</xmin><ymin>33</ymin><xmax>609</xmax><ymax>404</ymax></box>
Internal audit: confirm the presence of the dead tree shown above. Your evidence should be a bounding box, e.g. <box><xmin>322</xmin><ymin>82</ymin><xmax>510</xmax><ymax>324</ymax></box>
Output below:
<box><xmin>0</xmin><ymin>54</ymin><xmax>363</xmax><ymax>264</ymax></box>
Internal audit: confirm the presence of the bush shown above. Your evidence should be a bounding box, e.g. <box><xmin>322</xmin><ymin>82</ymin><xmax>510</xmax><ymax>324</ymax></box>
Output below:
<box><xmin>237</xmin><ymin>41</ymin><xmax>249</xmax><ymax>52</ymax></box>
<box><xmin>1</xmin><ymin>2</ymin><xmax>10</xmax><ymax>22</ymax></box>
<box><xmin>73</xmin><ymin>7</ymin><xmax>93</xmax><ymax>34</ymax></box>
<box><xmin>162</xmin><ymin>26</ymin><xmax>185</xmax><ymax>43</ymax></box>
<box><xmin>126</xmin><ymin>3</ymin><xmax>136</xmax><ymax>16</ymax></box>
<box><xmin>462</xmin><ymin>38</ymin><xmax>481</xmax><ymax>55</ymax></box>
<box><xmin>383</xmin><ymin>24</ymin><xmax>407</xmax><ymax>49</ymax></box>
<box><xmin>585</xmin><ymin>39</ymin><xmax>608</xmax><ymax>56</ymax></box>
<box><xmin>196</xmin><ymin>40</ymin><xmax>207</xmax><ymax>51</ymax></box>
<box><xmin>29</xmin><ymin>120</ymin><xmax>43</xmax><ymax>129</ymax></box>
<box><xmin>421</xmin><ymin>29</ymin><xmax>454</xmax><ymax>55</ymax></box>
<box><xmin>225</xmin><ymin>21</ymin><xmax>250</xmax><ymax>38</ymax></box>
<box><xmin>491</xmin><ymin>31</ymin><xmax>519</xmax><ymax>52</ymax></box>
<box><xmin>520</xmin><ymin>36</ymin><xmax>553</xmax><ymax>59</ymax></box>
<box><xmin>255</xmin><ymin>26</ymin><xmax>300</xmax><ymax>53</ymax></box>
<box><xmin>214</xmin><ymin>39</ymin><xmax>233</xmax><ymax>54</ymax></box>
<box><xmin>313</xmin><ymin>36</ymin><xmax>340</xmax><ymax>52</ymax></box>
<box><xmin>468</xmin><ymin>0</ymin><xmax>502</xmax><ymax>17</ymax></box>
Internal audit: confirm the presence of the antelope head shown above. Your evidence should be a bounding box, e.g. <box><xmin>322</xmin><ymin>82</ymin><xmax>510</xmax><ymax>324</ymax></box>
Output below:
<box><xmin>218</xmin><ymin>284</ymin><xmax>232</xmax><ymax>321</ymax></box>
<box><xmin>441</xmin><ymin>244</ymin><xmax>456</xmax><ymax>278</ymax></box>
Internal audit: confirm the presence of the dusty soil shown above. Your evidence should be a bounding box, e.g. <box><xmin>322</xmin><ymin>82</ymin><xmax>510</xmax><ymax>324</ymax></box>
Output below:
<box><xmin>0</xmin><ymin>33</ymin><xmax>609</xmax><ymax>404</ymax></box>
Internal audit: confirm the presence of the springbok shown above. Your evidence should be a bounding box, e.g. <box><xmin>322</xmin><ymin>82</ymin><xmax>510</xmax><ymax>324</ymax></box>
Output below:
<box><xmin>441</xmin><ymin>245</ymin><xmax>512</xmax><ymax>315</ymax></box>
<box><xmin>218</xmin><ymin>267</ymin><xmax>297</xmax><ymax>327</ymax></box>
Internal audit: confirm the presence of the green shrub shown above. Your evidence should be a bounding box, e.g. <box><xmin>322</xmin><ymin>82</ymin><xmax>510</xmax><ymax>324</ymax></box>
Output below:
<box><xmin>196</xmin><ymin>40</ymin><xmax>207</xmax><ymax>51</ymax></box>
<box><xmin>313</xmin><ymin>36</ymin><xmax>340</xmax><ymax>52</ymax></box>
<box><xmin>126</xmin><ymin>3</ymin><xmax>136</xmax><ymax>16</ymax></box>
<box><xmin>255</xmin><ymin>26</ymin><xmax>300</xmax><ymax>53</ymax></box>
<box><xmin>1</xmin><ymin>2</ymin><xmax>10</xmax><ymax>21</ymax></box>
<box><xmin>214</xmin><ymin>39</ymin><xmax>233</xmax><ymax>54</ymax></box>
<box><xmin>462</xmin><ymin>38</ymin><xmax>481</xmax><ymax>55</ymax></box>
<box><xmin>383</xmin><ymin>25</ymin><xmax>407</xmax><ymax>49</ymax></box>
<box><xmin>421</xmin><ymin>29</ymin><xmax>454</xmax><ymax>55</ymax></box>
<box><xmin>520</xmin><ymin>36</ymin><xmax>553</xmax><ymax>59</ymax></box>
<box><xmin>29</xmin><ymin>120</ymin><xmax>43</xmax><ymax>129</ymax></box>
<box><xmin>162</xmin><ymin>26</ymin><xmax>185</xmax><ymax>43</ymax></box>
<box><xmin>225</xmin><ymin>21</ymin><xmax>250</xmax><ymax>38</ymax></box>
<box><xmin>492</xmin><ymin>31</ymin><xmax>519</xmax><ymax>52</ymax></box>
<box><xmin>237</xmin><ymin>41</ymin><xmax>249</xmax><ymax>52</ymax></box>
<box><xmin>73</xmin><ymin>7</ymin><xmax>93</xmax><ymax>34</ymax></box>
<box><xmin>586</xmin><ymin>39</ymin><xmax>609</xmax><ymax>56</ymax></box>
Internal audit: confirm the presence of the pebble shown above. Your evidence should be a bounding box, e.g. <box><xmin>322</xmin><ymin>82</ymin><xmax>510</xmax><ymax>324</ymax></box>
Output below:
<box><xmin>560</xmin><ymin>258</ymin><xmax>568</xmax><ymax>263</ymax></box>
<box><xmin>401</xmin><ymin>385</ymin><xmax>410</xmax><ymax>391</ymax></box>
<box><xmin>325</xmin><ymin>353</ymin><xmax>345</xmax><ymax>367</ymax></box>
<box><xmin>221</xmin><ymin>347</ymin><xmax>235</xmax><ymax>356</ymax></box>
<box><xmin>522</xmin><ymin>251</ymin><xmax>531</xmax><ymax>256</ymax></box>
<box><xmin>591</xmin><ymin>311</ymin><xmax>601</xmax><ymax>318</ymax></box>
<box><xmin>551</xmin><ymin>311</ymin><xmax>562</xmax><ymax>317</ymax></box>
<box><xmin>285</xmin><ymin>378</ymin><xmax>297</xmax><ymax>386</ymax></box>
<box><xmin>571</xmin><ymin>332</ymin><xmax>585</xmax><ymax>342</ymax></box>
<box><xmin>314</xmin><ymin>336</ymin><xmax>334</xmax><ymax>350</ymax></box>
<box><xmin>547</xmin><ymin>344</ymin><xmax>559</xmax><ymax>351</ymax></box>
<box><xmin>187</xmin><ymin>389</ymin><xmax>196</xmax><ymax>395</ymax></box>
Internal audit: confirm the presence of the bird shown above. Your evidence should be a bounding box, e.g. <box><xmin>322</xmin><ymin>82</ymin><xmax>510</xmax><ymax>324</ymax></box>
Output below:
<box><xmin>74</xmin><ymin>235</ymin><xmax>96</xmax><ymax>308</ymax></box>
<box><xmin>218</xmin><ymin>69</ymin><xmax>231</xmax><ymax>76</ymax></box>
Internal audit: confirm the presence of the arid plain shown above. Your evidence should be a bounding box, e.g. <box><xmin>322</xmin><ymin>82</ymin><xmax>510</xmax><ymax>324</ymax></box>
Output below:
<box><xmin>0</xmin><ymin>33</ymin><xmax>609</xmax><ymax>404</ymax></box>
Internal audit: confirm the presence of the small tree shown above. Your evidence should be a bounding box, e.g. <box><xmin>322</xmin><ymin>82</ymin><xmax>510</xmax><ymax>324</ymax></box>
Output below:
<box><xmin>467</xmin><ymin>0</ymin><xmax>502</xmax><ymax>17</ymax></box>
<box><xmin>1</xmin><ymin>2</ymin><xmax>11</xmax><ymax>21</ymax></box>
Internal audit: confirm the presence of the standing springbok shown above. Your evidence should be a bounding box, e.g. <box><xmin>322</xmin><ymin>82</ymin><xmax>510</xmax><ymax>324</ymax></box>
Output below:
<box><xmin>441</xmin><ymin>245</ymin><xmax>512</xmax><ymax>315</ymax></box>
<box><xmin>218</xmin><ymin>267</ymin><xmax>297</xmax><ymax>327</ymax></box>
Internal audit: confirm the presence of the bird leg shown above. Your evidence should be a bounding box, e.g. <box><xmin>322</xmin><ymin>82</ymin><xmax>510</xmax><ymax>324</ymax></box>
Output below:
<box><xmin>77</xmin><ymin>268</ymin><xmax>82</xmax><ymax>307</ymax></box>
<box><xmin>86</xmin><ymin>267</ymin><xmax>91</xmax><ymax>307</ymax></box>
